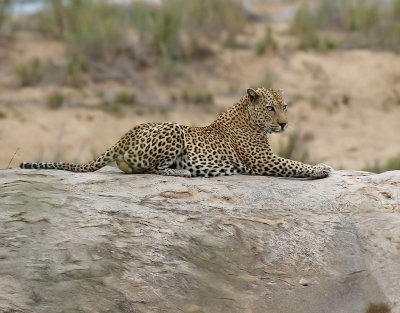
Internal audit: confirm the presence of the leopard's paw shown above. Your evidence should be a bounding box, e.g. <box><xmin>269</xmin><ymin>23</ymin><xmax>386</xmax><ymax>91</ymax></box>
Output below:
<box><xmin>167</xmin><ymin>169</ymin><xmax>192</xmax><ymax>177</ymax></box>
<box><xmin>311</xmin><ymin>163</ymin><xmax>334</xmax><ymax>178</ymax></box>
<box><xmin>177</xmin><ymin>169</ymin><xmax>192</xmax><ymax>178</ymax></box>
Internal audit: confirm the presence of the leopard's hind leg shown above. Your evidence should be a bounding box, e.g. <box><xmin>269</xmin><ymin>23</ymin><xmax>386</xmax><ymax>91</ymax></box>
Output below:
<box><xmin>116</xmin><ymin>156</ymin><xmax>133</xmax><ymax>173</ymax></box>
<box><xmin>116</xmin><ymin>156</ymin><xmax>189</xmax><ymax>176</ymax></box>
<box><xmin>121</xmin><ymin>123</ymin><xmax>189</xmax><ymax>176</ymax></box>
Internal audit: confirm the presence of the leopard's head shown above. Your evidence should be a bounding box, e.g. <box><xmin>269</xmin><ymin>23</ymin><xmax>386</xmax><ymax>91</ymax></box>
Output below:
<box><xmin>246</xmin><ymin>87</ymin><xmax>288</xmax><ymax>134</ymax></box>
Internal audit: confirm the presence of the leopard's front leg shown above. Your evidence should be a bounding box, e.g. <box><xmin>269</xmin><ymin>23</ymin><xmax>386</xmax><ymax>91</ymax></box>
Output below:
<box><xmin>254</xmin><ymin>155</ymin><xmax>333</xmax><ymax>179</ymax></box>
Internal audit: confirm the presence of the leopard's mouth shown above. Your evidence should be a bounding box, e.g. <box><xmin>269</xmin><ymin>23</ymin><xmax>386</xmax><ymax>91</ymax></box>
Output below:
<box><xmin>271</xmin><ymin>126</ymin><xmax>284</xmax><ymax>133</ymax></box>
<box><xmin>264</xmin><ymin>125</ymin><xmax>285</xmax><ymax>134</ymax></box>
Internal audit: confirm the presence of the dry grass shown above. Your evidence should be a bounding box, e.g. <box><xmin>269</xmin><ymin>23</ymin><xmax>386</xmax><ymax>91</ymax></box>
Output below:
<box><xmin>0</xmin><ymin>0</ymin><xmax>243</xmax><ymax>84</ymax></box>
<box><xmin>15</xmin><ymin>58</ymin><xmax>44</xmax><ymax>87</ymax></box>
<box><xmin>36</xmin><ymin>0</ymin><xmax>125</xmax><ymax>62</ymax></box>
<box><xmin>180</xmin><ymin>90</ymin><xmax>214</xmax><ymax>105</ymax></box>
<box><xmin>255</xmin><ymin>26</ymin><xmax>278</xmax><ymax>55</ymax></box>
<box><xmin>131</xmin><ymin>0</ymin><xmax>244</xmax><ymax>63</ymax></box>
<box><xmin>31</xmin><ymin>0</ymin><xmax>244</xmax><ymax>69</ymax></box>
<box><xmin>276</xmin><ymin>133</ymin><xmax>313</xmax><ymax>164</ymax></box>
<box><xmin>0</xmin><ymin>0</ymin><xmax>11</xmax><ymax>29</ymax></box>
<box><xmin>46</xmin><ymin>90</ymin><xmax>65</xmax><ymax>110</ymax></box>
<box><xmin>65</xmin><ymin>60</ymin><xmax>86</xmax><ymax>88</ymax></box>
<box><xmin>115</xmin><ymin>90</ymin><xmax>136</xmax><ymax>106</ymax></box>
<box><xmin>290</xmin><ymin>2</ymin><xmax>336</xmax><ymax>51</ymax></box>
<box><xmin>365</xmin><ymin>302</ymin><xmax>391</xmax><ymax>313</ymax></box>
<box><xmin>363</xmin><ymin>154</ymin><xmax>400</xmax><ymax>173</ymax></box>
<box><xmin>291</xmin><ymin>0</ymin><xmax>400</xmax><ymax>52</ymax></box>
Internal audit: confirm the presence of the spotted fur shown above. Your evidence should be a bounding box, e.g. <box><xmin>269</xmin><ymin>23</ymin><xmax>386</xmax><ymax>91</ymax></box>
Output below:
<box><xmin>20</xmin><ymin>88</ymin><xmax>333</xmax><ymax>178</ymax></box>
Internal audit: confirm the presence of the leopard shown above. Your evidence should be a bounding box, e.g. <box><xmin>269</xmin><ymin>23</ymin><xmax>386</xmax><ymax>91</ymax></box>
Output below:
<box><xmin>20</xmin><ymin>87</ymin><xmax>333</xmax><ymax>179</ymax></box>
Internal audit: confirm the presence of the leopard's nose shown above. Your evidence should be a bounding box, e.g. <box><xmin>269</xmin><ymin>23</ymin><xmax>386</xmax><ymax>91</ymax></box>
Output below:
<box><xmin>278</xmin><ymin>122</ymin><xmax>286</xmax><ymax>130</ymax></box>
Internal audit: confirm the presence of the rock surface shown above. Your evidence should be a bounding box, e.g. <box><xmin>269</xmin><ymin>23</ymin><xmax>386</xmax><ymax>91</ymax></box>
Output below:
<box><xmin>0</xmin><ymin>167</ymin><xmax>399</xmax><ymax>313</ymax></box>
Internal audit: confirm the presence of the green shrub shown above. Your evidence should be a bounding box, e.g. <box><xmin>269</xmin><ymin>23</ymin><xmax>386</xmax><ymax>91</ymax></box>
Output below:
<box><xmin>104</xmin><ymin>105</ymin><xmax>125</xmax><ymax>119</ymax></box>
<box><xmin>291</xmin><ymin>2</ymin><xmax>336</xmax><ymax>51</ymax></box>
<box><xmin>99</xmin><ymin>92</ymin><xmax>128</xmax><ymax>118</ymax></box>
<box><xmin>184</xmin><ymin>0</ymin><xmax>244</xmax><ymax>47</ymax></box>
<box><xmin>363</xmin><ymin>154</ymin><xmax>400</xmax><ymax>173</ymax></box>
<box><xmin>346</xmin><ymin>2</ymin><xmax>380</xmax><ymax>33</ymax></box>
<box><xmin>342</xmin><ymin>94</ymin><xmax>351</xmax><ymax>106</ymax></box>
<box><xmin>291</xmin><ymin>2</ymin><xmax>319</xmax><ymax>50</ymax></box>
<box><xmin>36</xmin><ymin>0</ymin><xmax>63</xmax><ymax>38</ymax></box>
<box><xmin>170</xmin><ymin>92</ymin><xmax>178</xmax><ymax>102</ymax></box>
<box><xmin>276</xmin><ymin>133</ymin><xmax>312</xmax><ymax>164</ymax></box>
<box><xmin>32</xmin><ymin>0</ymin><xmax>245</xmax><ymax>78</ymax></box>
<box><xmin>46</xmin><ymin>90</ymin><xmax>65</xmax><ymax>109</ymax></box>
<box><xmin>251</xmin><ymin>72</ymin><xmax>276</xmax><ymax>89</ymax></box>
<box><xmin>0</xmin><ymin>0</ymin><xmax>11</xmax><ymax>32</ymax></box>
<box><xmin>37</xmin><ymin>0</ymin><xmax>125</xmax><ymax>62</ymax></box>
<box><xmin>15</xmin><ymin>58</ymin><xmax>44</xmax><ymax>87</ymax></box>
<box><xmin>255</xmin><ymin>27</ymin><xmax>278</xmax><ymax>55</ymax></box>
<box><xmin>181</xmin><ymin>90</ymin><xmax>214</xmax><ymax>105</ymax></box>
<box><xmin>291</xmin><ymin>0</ymin><xmax>400</xmax><ymax>51</ymax></box>
<box><xmin>131</xmin><ymin>0</ymin><xmax>244</xmax><ymax>62</ymax></box>
<box><xmin>115</xmin><ymin>90</ymin><xmax>136</xmax><ymax>105</ymax></box>
<box><xmin>131</xmin><ymin>1</ymin><xmax>182</xmax><ymax>61</ymax></box>
<box><xmin>65</xmin><ymin>60</ymin><xmax>86</xmax><ymax>88</ymax></box>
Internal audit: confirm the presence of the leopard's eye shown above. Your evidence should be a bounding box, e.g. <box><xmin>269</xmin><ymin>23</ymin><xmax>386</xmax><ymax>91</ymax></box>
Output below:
<box><xmin>267</xmin><ymin>106</ymin><xmax>275</xmax><ymax>112</ymax></box>
<box><xmin>283</xmin><ymin>105</ymin><xmax>287</xmax><ymax>110</ymax></box>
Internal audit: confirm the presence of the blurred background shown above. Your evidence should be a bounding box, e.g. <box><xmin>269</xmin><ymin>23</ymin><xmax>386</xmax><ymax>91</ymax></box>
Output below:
<box><xmin>0</xmin><ymin>0</ymin><xmax>399</xmax><ymax>172</ymax></box>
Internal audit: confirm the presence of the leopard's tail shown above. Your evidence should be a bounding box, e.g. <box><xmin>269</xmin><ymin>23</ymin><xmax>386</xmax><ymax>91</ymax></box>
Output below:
<box><xmin>20</xmin><ymin>145</ymin><xmax>119</xmax><ymax>172</ymax></box>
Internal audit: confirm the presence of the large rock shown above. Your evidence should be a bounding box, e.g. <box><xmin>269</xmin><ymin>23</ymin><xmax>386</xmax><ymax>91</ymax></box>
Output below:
<box><xmin>0</xmin><ymin>168</ymin><xmax>399</xmax><ymax>313</ymax></box>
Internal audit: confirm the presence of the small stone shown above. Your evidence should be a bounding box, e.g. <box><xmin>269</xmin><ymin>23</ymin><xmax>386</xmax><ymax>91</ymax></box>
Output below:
<box><xmin>299</xmin><ymin>278</ymin><xmax>310</xmax><ymax>286</ymax></box>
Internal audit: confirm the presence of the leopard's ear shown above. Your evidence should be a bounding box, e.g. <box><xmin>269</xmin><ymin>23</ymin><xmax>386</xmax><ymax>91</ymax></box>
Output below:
<box><xmin>247</xmin><ymin>88</ymin><xmax>258</xmax><ymax>101</ymax></box>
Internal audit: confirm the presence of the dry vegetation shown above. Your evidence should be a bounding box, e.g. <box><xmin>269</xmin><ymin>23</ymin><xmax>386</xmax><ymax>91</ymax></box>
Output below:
<box><xmin>365</xmin><ymin>302</ymin><xmax>391</xmax><ymax>313</ymax></box>
<box><xmin>0</xmin><ymin>0</ymin><xmax>400</xmax><ymax>172</ymax></box>
<box><xmin>291</xmin><ymin>0</ymin><xmax>400</xmax><ymax>52</ymax></box>
<box><xmin>34</xmin><ymin>0</ymin><xmax>244</xmax><ymax>72</ymax></box>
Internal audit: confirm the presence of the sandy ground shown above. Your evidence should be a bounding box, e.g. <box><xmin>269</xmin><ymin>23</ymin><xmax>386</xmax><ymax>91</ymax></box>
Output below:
<box><xmin>1</xmin><ymin>3</ymin><xmax>400</xmax><ymax>171</ymax></box>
